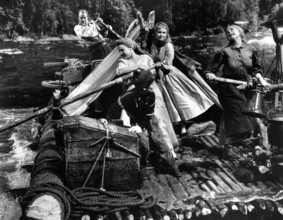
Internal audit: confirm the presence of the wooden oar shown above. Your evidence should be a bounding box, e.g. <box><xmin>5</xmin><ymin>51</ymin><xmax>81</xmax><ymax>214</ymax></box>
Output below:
<box><xmin>214</xmin><ymin>77</ymin><xmax>283</xmax><ymax>92</ymax></box>
<box><xmin>44</xmin><ymin>62</ymin><xmax>66</xmax><ymax>68</ymax></box>
<box><xmin>0</xmin><ymin>106</ymin><xmax>52</xmax><ymax>133</ymax></box>
<box><xmin>267</xmin><ymin>83</ymin><xmax>283</xmax><ymax>91</ymax></box>
<box><xmin>96</xmin><ymin>19</ymin><xmax>122</xmax><ymax>39</ymax></box>
<box><xmin>213</xmin><ymin>76</ymin><xmax>247</xmax><ymax>85</ymax></box>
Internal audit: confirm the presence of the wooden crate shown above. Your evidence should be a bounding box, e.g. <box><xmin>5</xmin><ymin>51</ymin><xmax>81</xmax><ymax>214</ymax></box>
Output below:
<box><xmin>63</xmin><ymin>116</ymin><xmax>140</xmax><ymax>190</ymax></box>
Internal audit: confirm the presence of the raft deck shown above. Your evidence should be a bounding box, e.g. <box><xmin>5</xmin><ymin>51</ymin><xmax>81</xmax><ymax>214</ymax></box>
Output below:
<box><xmin>4</xmin><ymin>116</ymin><xmax>283</xmax><ymax>219</ymax></box>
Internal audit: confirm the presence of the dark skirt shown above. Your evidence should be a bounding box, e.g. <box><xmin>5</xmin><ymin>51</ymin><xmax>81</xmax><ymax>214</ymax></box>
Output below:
<box><xmin>219</xmin><ymin>83</ymin><xmax>253</xmax><ymax>138</ymax></box>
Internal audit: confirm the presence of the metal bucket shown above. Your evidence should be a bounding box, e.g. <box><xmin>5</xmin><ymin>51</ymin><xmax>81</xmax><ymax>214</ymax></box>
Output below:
<box><xmin>243</xmin><ymin>89</ymin><xmax>266</xmax><ymax>118</ymax></box>
<box><xmin>267</xmin><ymin>108</ymin><xmax>283</xmax><ymax>147</ymax></box>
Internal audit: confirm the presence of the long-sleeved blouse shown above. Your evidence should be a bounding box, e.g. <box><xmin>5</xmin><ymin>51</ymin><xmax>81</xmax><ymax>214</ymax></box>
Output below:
<box><xmin>206</xmin><ymin>43</ymin><xmax>262</xmax><ymax>79</ymax></box>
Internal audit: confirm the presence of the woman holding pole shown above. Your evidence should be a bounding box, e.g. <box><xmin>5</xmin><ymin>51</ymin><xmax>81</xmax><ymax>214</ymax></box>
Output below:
<box><xmin>205</xmin><ymin>22</ymin><xmax>269</xmax><ymax>145</ymax></box>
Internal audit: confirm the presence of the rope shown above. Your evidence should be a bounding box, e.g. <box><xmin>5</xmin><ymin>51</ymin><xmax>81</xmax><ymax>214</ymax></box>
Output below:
<box><xmin>21</xmin><ymin>181</ymin><xmax>155</xmax><ymax>219</ymax></box>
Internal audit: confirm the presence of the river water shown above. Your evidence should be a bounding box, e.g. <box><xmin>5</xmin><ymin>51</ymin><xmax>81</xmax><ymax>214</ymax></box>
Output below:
<box><xmin>0</xmin><ymin>32</ymin><xmax>278</xmax><ymax>219</ymax></box>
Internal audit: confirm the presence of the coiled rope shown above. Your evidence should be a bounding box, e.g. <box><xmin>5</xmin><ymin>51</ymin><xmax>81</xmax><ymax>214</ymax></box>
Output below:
<box><xmin>21</xmin><ymin>181</ymin><xmax>156</xmax><ymax>220</ymax></box>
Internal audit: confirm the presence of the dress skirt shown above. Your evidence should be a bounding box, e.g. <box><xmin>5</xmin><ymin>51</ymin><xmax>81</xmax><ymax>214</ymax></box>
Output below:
<box><xmin>218</xmin><ymin>83</ymin><xmax>253</xmax><ymax>144</ymax></box>
<box><xmin>158</xmin><ymin>66</ymin><xmax>214</xmax><ymax>123</ymax></box>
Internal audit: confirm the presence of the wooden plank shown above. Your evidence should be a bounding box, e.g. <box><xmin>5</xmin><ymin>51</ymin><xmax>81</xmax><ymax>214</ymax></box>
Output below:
<box><xmin>202</xmin><ymin>135</ymin><xmax>217</xmax><ymax>147</ymax></box>
<box><xmin>206</xmin><ymin>170</ymin><xmax>233</xmax><ymax>193</ymax></box>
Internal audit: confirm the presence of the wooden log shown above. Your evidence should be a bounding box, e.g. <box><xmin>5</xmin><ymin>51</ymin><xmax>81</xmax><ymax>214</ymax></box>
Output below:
<box><xmin>210</xmin><ymin>135</ymin><xmax>222</xmax><ymax>147</ymax></box>
<box><xmin>178</xmin><ymin>175</ymin><xmax>195</xmax><ymax>198</ymax></box>
<box><xmin>220</xmin><ymin>159</ymin><xmax>235</xmax><ymax>171</ymax></box>
<box><xmin>134</xmin><ymin>209</ymin><xmax>146</xmax><ymax>220</ymax></box>
<box><xmin>151</xmin><ymin>174</ymin><xmax>176</xmax><ymax>210</ymax></box>
<box><xmin>249</xmin><ymin>199</ymin><xmax>266</xmax><ymax>220</ymax></box>
<box><xmin>144</xmin><ymin>209</ymin><xmax>153</xmax><ymax>220</ymax></box>
<box><xmin>265</xmin><ymin>180</ymin><xmax>281</xmax><ymax>191</ymax></box>
<box><xmin>190</xmin><ymin>171</ymin><xmax>215</xmax><ymax>198</ymax></box>
<box><xmin>253</xmin><ymin>199</ymin><xmax>266</xmax><ymax>210</ymax></box>
<box><xmin>236</xmin><ymin>202</ymin><xmax>248</xmax><ymax>215</ymax></box>
<box><xmin>215</xmin><ymin>159</ymin><xmax>251</xmax><ymax>192</ymax></box>
<box><xmin>206</xmin><ymin>180</ymin><xmax>225</xmax><ymax>194</ymax></box>
<box><xmin>175</xmin><ymin>209</ymin><xmax>184</xmax><ymax>220</ymax></box>
<box><xmin>199</xmin><ymin>181</ymin><xmax>214</xmax><ymax>193</ymax></box>
<box><xmin>206</xmin><ymin>170</ymin><xmax>233</xmax><ymax>193</ymax></box>
<box><xmin>205</xmin><ymin>199</ymin><xmax>220</xmax><ymax>215</ymax></box>
<box><xmin>157</xmin><ymin>206</ymin><xmax>170</xmax><ymax>220</ymax></box>
<box><xmin>193</xmin><ymin>205</ymin><xmax>202</xmax><ymax>218</ymax></box>
<box><xmin>199</xmin><ymin>136</ymin><xmax>213</xmax><ymax>148</ymax></box>
<box><xmin>196</xmin><ymin>199</ymin><xmax>212</xmax><ymax>216</ymax></box>
<box><xmin>196</xmin><ymin>168</ymin><xmax>212</xmax><ymax>181</ymax></box>
<box><xmin>247</xmin><ymin>183</ymin><xmax>261</xmax><ymax>192</ymax></box>
<box><xmin>114</xmin><ymin>212</ymin><xmax>123</xmax><ymax>220</ymax></box>
<box><xmin>276</xmin><ymin>181</ymin><xmax>283</xmax><ymax>189</ymax></box>
<box><xmin>94</xmin><ymin>214</ymin><xmax>103</xmax><ymax>220</ymax></box>
<box><xmin>203</xmin><ymin>135</ymin><xmax>217</xmax><ymax>147</ymax></box>
<box><xmin>216</xmin><ymin>203</ymin><xmax>229</xmax><ymax>218</ymax></box>
<box><xmin>272</xmin><ymin>200</ymin><xmax>283</xmax><ymax>215</ymax></box>
<box><xmin>168</xmin><ymin>210</ymin><xmax>178</xmax><ymax>220</ymax></box>
<box><xmin>103</xmin><ymin>215</ymin><xmax>109</xmax><ymax>220</ymax></box>
<box><xmin>122</xmin><ymin>210</ymin><xmax>134</xmax><ymax>220</ymax></box>
<box><xmin>150</xmin><ymin>206</ymin><xmax>162</xmax><ymax>220</ymax></box>
<box><xmin>184</xmin><ymin>209</ymin><xmax>193</xmax><ymax>219</ymax></box>
<box><xmin>272</xmin><ymin>201</ymin><xmax>283</xmax><ymax>220</ymax></box>
<box><xmin>167</xmin><ymin>175</ymin><xmax>188</xmax><ymax>200</ymax></box>
<box><xmin>148</xmin><ymin>174</ymin><xmax>174</xmax><ymax>210</ymax></box>
<box><xmin>179</xmin><ymin>174</ymin><xmax>204</xmax><ymax>198</ymax></box>
<box><xmin>228</xmin><ymin>202</ymin><xmax>238</xmax><ymax>211</ymax></box>
<box><xmin>44</xmin><ymin>62</ymin><xmax>65</xmax><ymax>67</ymax></box>
<box><xmin>246</xmin><ymin>202</ymin><xmax>255</xmax><ymax>213</ymax></box>
<box><xmin>197</xmin><ymin>179</ymin><xmax>219</xmax><ymax>203</ymax></box>
<box><xmin>264</xmin><ymin>200</ymin><xmax>275</xmax><ymax>220</ymax></box>
<box><xmin>80</xmin><ymin>214</ymin><xmax>90</xmax><ymax>220</ymax></box>
<box><xmin>265</xmin><ymin>200</ymin><xmax>275</xmax><ymax>212</ymax></box>
<box><xmin>215</xmin><ymin>168</ymin><xmax>243</xmax><ymax>192</ymax></box>
<box><xmin>256</xmin><ymin>181</ymin><xmax>268</xmax><ymax>190</ymax></box>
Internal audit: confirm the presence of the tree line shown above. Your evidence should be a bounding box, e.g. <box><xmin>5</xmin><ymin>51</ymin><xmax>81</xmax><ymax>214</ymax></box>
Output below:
<box><xmin>0</xmin><ymin>0</ymin><xmax>282</xmax><ymax>39</ymax></box>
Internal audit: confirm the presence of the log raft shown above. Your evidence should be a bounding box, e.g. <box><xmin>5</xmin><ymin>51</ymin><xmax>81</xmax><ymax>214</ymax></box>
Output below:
<box><xmin>6</xmin><ymin>116</ymin><xmax>283</xmax><ymax>219</ymax></box>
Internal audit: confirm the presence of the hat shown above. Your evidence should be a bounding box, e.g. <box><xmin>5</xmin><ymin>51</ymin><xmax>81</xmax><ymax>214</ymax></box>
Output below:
<box><xmin>132</xmin><ymin>70</ymin><xmax>154</xmax><ymax>90</ymax></box>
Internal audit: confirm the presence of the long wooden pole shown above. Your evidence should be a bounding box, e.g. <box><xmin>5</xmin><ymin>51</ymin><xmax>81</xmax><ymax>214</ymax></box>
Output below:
<box><xmin>213</xmin><ymin>76</ymin><xmax>247</xmax><ymax>85</ymax></box>
<box><xmin>96</xmin><ymin>19</ymin><xmax>122</xmax><ymax>39</ymax></box>
<box><xmin>0</xmin><ymin>106</ymin><xmax>52</xmax><ymax>133</ymax></box>
<box><xmin>0</xmin><ymin>73</ymin><xmax>134</xmax><ymax>133</ymax></box>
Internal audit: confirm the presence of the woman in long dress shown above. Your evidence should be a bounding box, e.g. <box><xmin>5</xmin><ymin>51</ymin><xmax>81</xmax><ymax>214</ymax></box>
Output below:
<box><xmin>150</xmin><ymin>22</ymin><xmax>214</xmax><ymax>134</ymax></box>
<box><xmin>205</xmin><ymin>23</ymin><xmax>269</xmax><ymax>145</ymax></box>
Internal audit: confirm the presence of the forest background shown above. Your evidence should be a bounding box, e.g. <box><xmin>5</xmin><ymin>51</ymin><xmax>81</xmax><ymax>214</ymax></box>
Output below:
<box><xmin>0</xmin><ymin>0</ymin><xmax>283</xmax><ymax>40</ymax></box>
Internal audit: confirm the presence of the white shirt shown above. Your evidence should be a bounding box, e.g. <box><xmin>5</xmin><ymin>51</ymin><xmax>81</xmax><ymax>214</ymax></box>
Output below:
<box><xmin>74</xmin><ymin>22</ymin><xmax>101</xmax><ymax>38</ymax></box>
